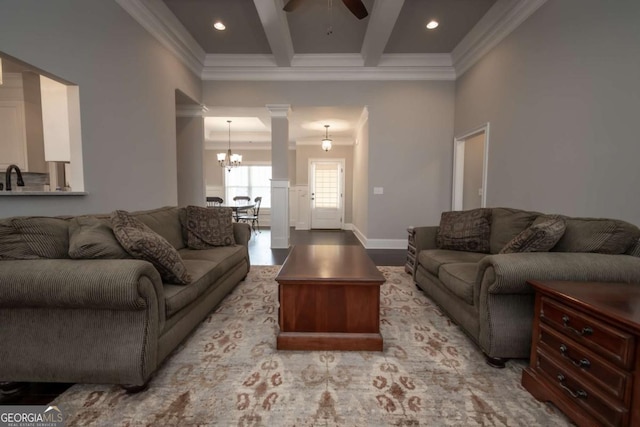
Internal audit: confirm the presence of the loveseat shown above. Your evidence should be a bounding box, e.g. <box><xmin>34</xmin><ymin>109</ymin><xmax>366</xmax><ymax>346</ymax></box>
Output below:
<box><xmin>0</xmin><ymin>206</ymin><xmax>251</xmax><ymax>390</ymax></box>
<box><xmin>413</xmin><ymin>207</ymin><xmax>640</xmax><ymax>367</ymax></box>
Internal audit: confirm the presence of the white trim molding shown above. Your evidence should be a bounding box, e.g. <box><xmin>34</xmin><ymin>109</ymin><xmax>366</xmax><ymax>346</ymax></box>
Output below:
<box><xmin>351</xmin><ymin>224</ymin><xmax>406</xmax><ymax>250</ymax></box>
<box><xmin>118</xmin><ymin>0</ymin><xmax>545</xmax><ymax>82</ymax></box>
<box><xmin>452</xmin><ymin>0</ymin><xmax>548</xmax><ymax>77</ymax></box>
<box><xmin>270</xmin><ymin>179</ymin><xmax>290</xmax><ymax>249</ymax></box>
<box><xmin>452</xmin><ymin>123</ymin><xmax>491</xmax><ymax>210</ymax></box>
<box><xmin>115</xmin><ymin>0</ymin><xmax>205</xmax><ymax>76</ymax></box>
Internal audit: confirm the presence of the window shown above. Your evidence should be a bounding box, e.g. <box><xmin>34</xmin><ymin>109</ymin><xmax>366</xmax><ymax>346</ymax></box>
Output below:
<box><xmin>225</xmin><ymin>165</ymin><xmax>271</xmax><ymax>208</ymax></box>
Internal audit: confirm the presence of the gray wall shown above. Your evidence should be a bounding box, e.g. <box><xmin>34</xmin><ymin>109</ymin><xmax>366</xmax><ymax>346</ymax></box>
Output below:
<box><xmin>455</xmin><ymin>0</ymin><xmax>640</xmax><ymax>224</ymax></box>
<box><xmin>176</xmin><ymin>116</ymin><xmax>205</xmax><ymax>207</ymax></box>
<box><xmin>202</xmin><ymin>81</ymin><xmax>455</xmax><ymax>240</ymax></box>
<box><xmin>0</xmin><ymin>0</ymin><xmax>201</xmax><ymax>217</ymax></box>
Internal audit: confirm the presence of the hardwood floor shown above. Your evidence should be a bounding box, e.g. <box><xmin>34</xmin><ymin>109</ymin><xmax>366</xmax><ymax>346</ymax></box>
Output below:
<box><xmin>1</xmin><ymin>228</ymin><xmax>407</xmax><ymax>405</ymax></box>
<box><xmin>249</xmin><ymin>228</ymin><xmax>407</xmax><ymax>266</ymax></box>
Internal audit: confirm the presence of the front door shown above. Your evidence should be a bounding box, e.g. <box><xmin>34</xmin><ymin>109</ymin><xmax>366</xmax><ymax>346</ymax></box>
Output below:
<box><xmin>309</xmin><ymin>159</ymin><xmax>344</xmax><ymax>229</ymax></box>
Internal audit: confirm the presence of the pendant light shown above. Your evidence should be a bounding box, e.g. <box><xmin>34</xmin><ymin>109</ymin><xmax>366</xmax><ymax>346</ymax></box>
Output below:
<box><xmin>217</xmin><ymin>120</ymin><xmax>242</xmax><ymax>172</ymax></box>
<box><xmin>321</xmin><ymin>124</ymin><xmax>332</xmax><ymax>152</ymax></box>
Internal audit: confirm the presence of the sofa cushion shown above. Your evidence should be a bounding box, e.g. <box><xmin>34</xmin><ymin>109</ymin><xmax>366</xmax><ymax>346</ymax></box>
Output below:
<box><xmin>68</xmin><ymin>217</ymin><xmax>131</xmax><ymax>259</ymax></box>
<box><xmin>546</xmin><ymin>216</ymin><xmax>640</xmax><ymax>254</ymax></box>
<box><xmin>436</xmin><ymin>208</ymin><xmax>492</xmax><ymax>253</ymax></box>
<box><xmin>11</xmin><ymin>217</ymin><xmax>70</xmax><ymax>259</ymax></box>
<box><xmin>627</xmin><ymin>238</ymin><xmax>640</xmax><ymax>257</ymax></box>
<box><xmin>0</xmin><ymin>218</ymin><xmax>38</xmax><ymax>260</ymax></box>
<box><xmin>185</xmin><ymin>206</ymin><xmax>235</xmax><ymax>249</ymax></box>
<box><xmin>163</xmin><ymin>259</ymin><xmax>220</xmax><ymax>317</ymax></box>
<box><xmin>500</xmin><ymin>217</ymin><xmax>566</xmax><ymax>254</ymax></box>
<box><xmin>179</xmin><ymin>245</ymin><xmax>247</xmax><ymax>274</ymax></box>
<box><xmin>417</xmin><ymin>249</ymin><xmax>486</xmax><ymax>276</ymax></box>
<box><xmin>132</xmin><ymin>206</ymin><xmax>185</xmax><ymax>250</ymax></box>
<box><xmin>489</xmin><ymin>208</ymin><xmax>539</xmax><ymax>254</ymax></box>
<box><xmin>438</xmin><ymin>263</ymin><xmax>478</xmax><ymax>306</ymax></box>
<box><xmin>111</xmin><ymin>210</ymin><xmax>191</xmax><ymax>285</ymax></box>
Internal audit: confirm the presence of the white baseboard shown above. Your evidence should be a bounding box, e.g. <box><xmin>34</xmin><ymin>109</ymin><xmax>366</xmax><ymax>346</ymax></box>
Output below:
<box><xmin>350</xmin><ymin>224</ymin><xmax>406</xmax><ymax>250</ymax></box>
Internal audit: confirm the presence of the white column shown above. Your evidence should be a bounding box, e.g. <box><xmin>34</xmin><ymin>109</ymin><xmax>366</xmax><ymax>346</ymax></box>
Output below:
<box><xmin>266</xmin><ymin>104</ymin><xmax>291</xmax><ymax>249</ymax></box>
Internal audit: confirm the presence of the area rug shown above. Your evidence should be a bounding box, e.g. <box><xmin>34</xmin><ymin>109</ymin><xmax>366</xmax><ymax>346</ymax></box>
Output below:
<box><xmin>54</xmin><ymin>266</ymin><xmax>571</xmax><ymax>426</ymax></box>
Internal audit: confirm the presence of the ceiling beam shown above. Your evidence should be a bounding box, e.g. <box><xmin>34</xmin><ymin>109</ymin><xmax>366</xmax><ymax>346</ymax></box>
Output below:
<box><xmin>252</xmin><ymin>0</ymin><xmax>294</xmax><ymax>67</ymax></box>
<box><xmin>360</xmin><ymin>0</ymin><xmax>405</xmax><ymax>67</ymax></box>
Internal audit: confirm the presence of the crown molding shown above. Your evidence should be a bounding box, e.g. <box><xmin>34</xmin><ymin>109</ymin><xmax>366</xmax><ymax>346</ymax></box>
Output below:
<box><xmin>176</xmin><ymin>104</ymin><xmax>208</xmax><ymax>117</ymax></box>
<box><xmin>119</xmin><ymin>0</ymin><xmax>544</xmax><ymax>82</ymax></box>
<box><xmin>452</xmin><ymin>0</ymin><xmax>548</xmax><ymax>77</ymax></box>
<box><xmin>115</xmin><ymin>0</ymin><xmax>205</xmax><ymax>77</ymax></box>
<box><xmin>266</xmin><ymin>104</ymin><xmax>291</xmax><ymax>117</ymax></box>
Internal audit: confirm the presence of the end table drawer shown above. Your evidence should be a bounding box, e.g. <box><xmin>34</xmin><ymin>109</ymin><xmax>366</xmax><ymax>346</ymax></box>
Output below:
<box><xmin>539</xmin><ymin>323</ymin><xmax>631</xmax><ymax>400</ymax></box>
<box><xmin>536</xmin><ymin>349</ymin><xmax>627</xmax><ymax>427</ymax></box>
<box><xmin>540</xmin><ymin>297</ymin><xmax>635</xmax><ymax>369</ymax></box>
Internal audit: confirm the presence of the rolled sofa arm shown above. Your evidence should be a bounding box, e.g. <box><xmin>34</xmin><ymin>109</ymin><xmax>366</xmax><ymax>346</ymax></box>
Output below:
<box><xmin>233</xmin><ymin>222</ymin><xmax>251</xmax><ymax>247</ymax></box>
<box><xmin>413</xmin><ymin>226</ymin><xmax>439</xmax><ymax>253</ymax></box>
<box><xmin>0</xmin><ymin>259</ymin><xmax>164</xmax><ymax>312</ymax></box>
<box><xmin>478</xmin><ymin>252</ymin><xmax>640</xmax><ymax>295</ymax></box>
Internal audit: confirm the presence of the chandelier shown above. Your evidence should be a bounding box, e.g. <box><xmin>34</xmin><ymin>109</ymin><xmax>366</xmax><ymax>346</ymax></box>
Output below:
<box><xmin>321</xmin><ymin>124</ymin><xmax>332</xmax><ymax>151</ymax></box>
<box><xmin>217</xmin><ymin>120</ymin><xmax>242</xmax><ymax>172</ymax></box>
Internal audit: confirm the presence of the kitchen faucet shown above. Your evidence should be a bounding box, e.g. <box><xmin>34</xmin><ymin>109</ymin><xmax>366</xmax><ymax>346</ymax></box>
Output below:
<box><xmin>5</xmin><ymin>164</ymin><xmax>25</xmax><ymax>191</ymax></box>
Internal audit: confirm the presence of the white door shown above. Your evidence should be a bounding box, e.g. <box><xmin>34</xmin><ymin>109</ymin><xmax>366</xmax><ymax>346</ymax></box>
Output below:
<box><xmin>309</xmin><ymin>159</ymin><xmax>344</xmax><ymax>229</ymax></box>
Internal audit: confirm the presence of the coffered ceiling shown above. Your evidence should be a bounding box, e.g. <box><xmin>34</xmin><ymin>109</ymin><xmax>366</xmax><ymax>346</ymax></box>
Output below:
<box><xmin>118</xmin><ymin>0</ymin><xmax>547</xmax><ymax>81</ymax></box>
<box><xmin>119</xmin><ymin>0</ymin><xmax>546</xmax><ymax>148</ymax></box>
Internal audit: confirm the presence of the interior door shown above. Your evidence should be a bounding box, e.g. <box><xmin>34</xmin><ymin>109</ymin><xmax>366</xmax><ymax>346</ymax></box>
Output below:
<box><xmin>310</xmin><ymin>160</ymin><xmax>344</xmax><ymax>229</ymax></box>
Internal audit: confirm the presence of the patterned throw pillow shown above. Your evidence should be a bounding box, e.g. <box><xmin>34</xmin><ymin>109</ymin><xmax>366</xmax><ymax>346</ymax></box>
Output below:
<box><xmin>68</xmin><ymin>216</ymin><xmax>131</xmax><ymax>259</ymax></box>
<box><xmin>500</xmin><ymin>217</ymin><xmax>567</xmax><ymax>254</ymax></box>
<box><xmin>436</xmin><ymin>208</ymin><xmax>492</xmax><ymax>253</ymax></box>
<box><xmin>111</xmin><ymin>210</ymin><xmax>191</xmax><ymax>285</ymax></box>
<box><xmin>185</xmin><ymin>206</ymin><xmax>235</xmax><ymax>249</ymax></box>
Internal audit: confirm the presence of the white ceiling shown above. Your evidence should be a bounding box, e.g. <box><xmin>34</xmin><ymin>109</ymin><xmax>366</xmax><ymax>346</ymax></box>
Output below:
<box><xmin>119</xmin><ymin>0</ymin><xmax>547</xmax><ymax>148</ymax></box>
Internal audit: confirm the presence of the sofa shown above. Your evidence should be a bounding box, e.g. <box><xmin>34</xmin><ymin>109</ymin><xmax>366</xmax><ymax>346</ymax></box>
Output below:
<box><xmin>0</xmin><ymin>206</ymin><xmax>251</xmax><ymax>390</ymax></box>
<box><xmin>412</xmin><ymin>207</ymin><xmax>640</xmax><ymax>367</ymax></box>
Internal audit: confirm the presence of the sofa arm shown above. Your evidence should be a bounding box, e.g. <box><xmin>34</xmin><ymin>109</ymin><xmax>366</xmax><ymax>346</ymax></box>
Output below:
<box><xmin>477</xmin><ymin>252</ymin><xmax>640</xmax><ymax>295</ymax></box>
<box><xmin>0</xmin><ymin>259</ymin><xmax>164</xmax><ymax>313</ymax></box>
<box><xmin>413</xmin><ymin>226</ymin><xmax>439</xmax><ymax>253</ymax></box>
<box><xmin>233</xmin><ymin>222</ymin><xmax>251</xmax><ymax>247</ymax></box>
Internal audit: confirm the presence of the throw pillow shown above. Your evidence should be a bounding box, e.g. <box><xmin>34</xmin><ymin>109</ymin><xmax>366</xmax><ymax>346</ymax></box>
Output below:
<box><xmin>0</xmin><ymin>218</ymin><xmax>39</xmax><ymax>260</ymax></box>
<box><xmin>11</xmin><ymin>217</ymin><xmax>71</xmax><ymax>259</ymax></box>
<box><xmin>500</xmin><ymin>217</ymin><xmax>567</xmax><ymax>254</ymax></box>
<box><xmin>68</xmin><ymin>216</ymin><xmax>131</xmax><ymax>259</ymax></box>
<box><xmin>185</xmin><ymin>206</ymin><xmax>235</xmax><ymax>249</ymax></box>
<box><xmin>436</xmin><ymin>208</ymin><xmax>492</xmax><ymax>253</ymax></box>
<box><xmin>111</xmin><ymin>210</ymin><xmax>191</xmax><ymax>285</ymax></box>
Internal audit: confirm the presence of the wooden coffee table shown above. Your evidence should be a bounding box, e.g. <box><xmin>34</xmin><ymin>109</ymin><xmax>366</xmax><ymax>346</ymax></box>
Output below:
<box><xmin>275</xmin><ymin>245</ymin><xmax>386</xmax><ymax>351</ymax></box>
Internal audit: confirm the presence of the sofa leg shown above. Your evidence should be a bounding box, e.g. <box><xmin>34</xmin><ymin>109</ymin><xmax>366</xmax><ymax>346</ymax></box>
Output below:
<box><xmin>121</xmin><ymin>381</ymin><xmax>149</xmax><ymax>394</ymax></box>
<box><xmin>485</xmin><ymin>355</ymin><xmax>507</xmax><ymax>369</ymax></box>
<box><xmin>0</xmin><ymin>382</ymin><xmax>30</xmax><ymax>396</ymax></box>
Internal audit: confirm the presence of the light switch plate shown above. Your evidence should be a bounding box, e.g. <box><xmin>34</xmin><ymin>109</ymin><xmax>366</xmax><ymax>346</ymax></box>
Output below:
<box><xmin>373</xmin><ymin>187</ymin><xmax>384</xmax><ymax>195</ymax></box>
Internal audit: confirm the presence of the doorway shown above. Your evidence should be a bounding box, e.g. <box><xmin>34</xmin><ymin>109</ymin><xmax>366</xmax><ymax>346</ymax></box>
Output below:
<box><xmin>452</xmin><ymin>123</ymin><xmax>490</xmax><ymax>210</ymax></box>
<box><xmin>309</xmin><ymin>159</ymin><xmax>345</xmax><ymax>229</ymax></box>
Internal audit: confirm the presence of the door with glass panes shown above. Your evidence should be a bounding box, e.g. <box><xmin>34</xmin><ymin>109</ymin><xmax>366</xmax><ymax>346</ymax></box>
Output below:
<box><xmin>309</xmin><ymin>159</ymin><xmax>344</xmax><ymax>229</ymax></box>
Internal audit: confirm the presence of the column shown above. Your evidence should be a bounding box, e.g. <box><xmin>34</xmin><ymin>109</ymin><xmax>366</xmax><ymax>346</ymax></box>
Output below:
<box><xmin>267</xmin><ymin>104</ymin><xmax>291</xmax><ymax>249</ymax></box>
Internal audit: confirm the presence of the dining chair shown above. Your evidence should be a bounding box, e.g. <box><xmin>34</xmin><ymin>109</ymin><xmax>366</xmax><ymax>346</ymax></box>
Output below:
<box><xmin>233</xmin><ymin>196</ymin><xmax>251</xmax><ymax>221</ymax></box>
<box><xmin>238</xmin><ymin>197</ymin><xmax>262</xmax><ymax>233</ymax></box>
<box><xmin>206</xmin><ymin>196</ymin><xmax>223</xmax><ymax>207</ymax></box>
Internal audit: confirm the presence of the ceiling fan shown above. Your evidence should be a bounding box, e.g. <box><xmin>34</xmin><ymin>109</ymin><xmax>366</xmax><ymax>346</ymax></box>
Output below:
<box><xmin>283</xmin><ymin>0</ymin><xmax>369</xmax><ymax>20</ymax></box>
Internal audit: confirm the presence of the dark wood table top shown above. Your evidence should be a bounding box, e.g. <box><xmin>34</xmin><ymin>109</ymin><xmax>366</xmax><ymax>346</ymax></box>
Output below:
<box><xmin>528</xmin><ymin>280</ymin><xmax>640</xmax><ymax>332</ymax></box>
<box><xmin>276</xmin><ymin>245</ymin><xmax>385</xmax><ymax>284</ymax></box>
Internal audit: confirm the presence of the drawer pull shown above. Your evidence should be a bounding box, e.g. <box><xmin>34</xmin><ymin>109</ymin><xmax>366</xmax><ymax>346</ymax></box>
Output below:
<box><xmin>556</xmin><ymin>374</ymin><xmax>588</xmax><ymax>399</ymax></box>
<box><xmin>559</xmin><ymin>344</ymin><xmax>591</xmax><ymax>369</ymax></box>
<box><xmin>561</xmin><ymin>315</ymin><xmax>593</xmax><ymax>336</ymax></box>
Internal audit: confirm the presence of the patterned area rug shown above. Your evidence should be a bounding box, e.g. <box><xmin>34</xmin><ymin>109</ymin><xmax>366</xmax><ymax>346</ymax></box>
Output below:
<box><xmin>54</xmin><ymin>266</ymin><xmax>572</xmax><ymax>426</ymax></box>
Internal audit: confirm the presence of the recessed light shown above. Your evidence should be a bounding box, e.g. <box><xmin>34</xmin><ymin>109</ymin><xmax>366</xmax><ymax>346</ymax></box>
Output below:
<box><xmin>426</xmin><ymin>20</ymin><xmax>439</xmax><ymax>30</ymax></box>
<box><xmin>213</xmin><ymin>21</ymin><xmax>226</xmax><ymax>31</ymax></box>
